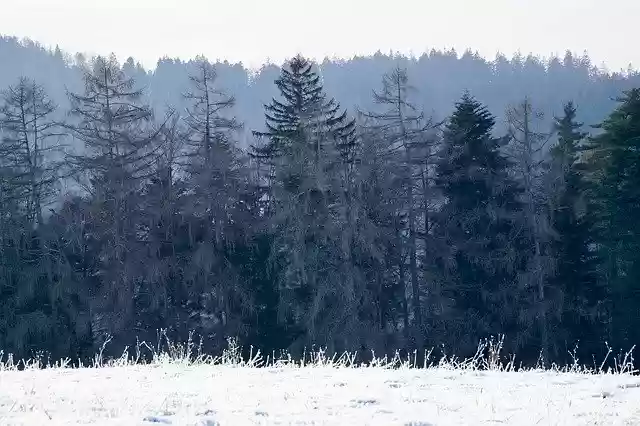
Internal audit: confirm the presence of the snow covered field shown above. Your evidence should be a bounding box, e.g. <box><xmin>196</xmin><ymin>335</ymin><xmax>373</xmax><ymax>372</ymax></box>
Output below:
<box><xmin>1</xmin><ymin>341</ymin><xmax>640</xmax><ymax>425</ymax></box>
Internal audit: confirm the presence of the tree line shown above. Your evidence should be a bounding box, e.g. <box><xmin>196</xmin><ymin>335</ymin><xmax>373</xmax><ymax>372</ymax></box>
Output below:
<box><xmin>1</xmin><ymin>53</ymin><xmax>639</xmax><ymax>368</ymax></box>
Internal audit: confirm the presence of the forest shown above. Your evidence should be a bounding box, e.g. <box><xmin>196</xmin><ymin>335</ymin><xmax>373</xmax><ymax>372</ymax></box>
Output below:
<box><xmin>1</xmin><ymin>35</ymin><xmax>640</xmax><ymax>368</ymax></box>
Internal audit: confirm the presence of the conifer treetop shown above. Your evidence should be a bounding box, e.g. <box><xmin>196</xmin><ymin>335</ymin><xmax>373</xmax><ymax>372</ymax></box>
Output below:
<box><xmin>252</xmin><ymin>54</ymin><xmax>355</xmax><ymax>160</ymax></box>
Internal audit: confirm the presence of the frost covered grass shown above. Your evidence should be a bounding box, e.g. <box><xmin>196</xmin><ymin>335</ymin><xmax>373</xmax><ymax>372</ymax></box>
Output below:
<box><xmin>1</xmin><ymin>334</ymin><xmax>640</xmax><ymax>425</ymax></box>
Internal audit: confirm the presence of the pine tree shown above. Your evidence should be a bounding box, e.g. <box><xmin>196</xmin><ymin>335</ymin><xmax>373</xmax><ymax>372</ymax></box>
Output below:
<box><xmin>434</xmin><ymin>93</ymin><xmax>528</xmax><ymax>356</ymax></box>
<box><xmin>547</xmin><ymin>101</ymin><xmax>604</xmax><ymax>360</ymax></box>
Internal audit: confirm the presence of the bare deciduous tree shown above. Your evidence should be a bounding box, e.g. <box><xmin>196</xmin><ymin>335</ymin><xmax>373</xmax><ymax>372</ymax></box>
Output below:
<box><xmin>360</xmin><ymin>67</ymin><xmax>440</xmax><ymax>348</ymax></box>
<box><xmin>0</xmin><ymin>77</ymin><xmax>65</xmax><ymax>227</ymax></box>
<box><xmin>64</xmin><ymin>54</ymin><xmax>161</xmax><ymax>349</ymax></box>
<box><xmin>506</xmin><ymin>97</ymin><xmax>555</xmax><ymax>363</ymax></box>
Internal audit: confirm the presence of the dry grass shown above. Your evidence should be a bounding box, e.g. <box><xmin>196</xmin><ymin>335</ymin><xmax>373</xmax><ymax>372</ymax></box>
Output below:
<box><xmin>1</xmin><ymin>333</ymin><xmax>639</xmax><ymax>425</ymax></box>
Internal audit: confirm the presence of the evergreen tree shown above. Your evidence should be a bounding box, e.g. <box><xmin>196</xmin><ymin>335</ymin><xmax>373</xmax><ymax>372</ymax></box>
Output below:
<box><xmin>584</xmin><ymin>89</ymin><xmax>640</xmax><ymax>350</ymax></box>
<box><xmin>434</xmin><ymin>93</ymin><xmax>529</xmax><ymax>356</ymax></box>
<box><xmin>252</xmin><ymin>55</ymin><xmax>371</xmax><ymax>353</ymax></box>
<box><xmin>547</xmin><ymin>101</ymin><xmax>604</xmax><ymax>360</ymax></box>
<box><xmin>252</xmin><ymin>54</ymin><xmax>355</xmax><ymax>168</ymax></box>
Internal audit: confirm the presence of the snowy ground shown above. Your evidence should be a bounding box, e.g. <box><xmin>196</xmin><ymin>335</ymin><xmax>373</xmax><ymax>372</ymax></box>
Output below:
<box><xmin>1</xmin><ymin>344</ymin><xmax>640</xmax><ymax>425</ymax></box>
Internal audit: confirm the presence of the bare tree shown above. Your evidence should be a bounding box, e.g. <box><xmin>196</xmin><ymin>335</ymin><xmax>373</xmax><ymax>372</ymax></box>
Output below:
<box><xmin>0</xmin><ymin>77</ymin><xmax>65</xmax><ymax>227</ymax></box>
<box><xmin>506</xmin><ymin>97</ymin><xmax>554</xmax><ymax>363</ymax></box>
<box><xmin>0</xmin><ymin>78</ymin><xmax>89</xmax><ymax>359</ymax></box>
<box><xmin>180</xmin><ymin>57</ymin><xmax>254</xmax><ymax>347</ymax></box>
<box><xmin>64</xmin><ymin>54</ymin><xmax>161</xmax><ymax>349</ymax></box>
<box><xmin>183</xmin><ymin>57</ymin><xmax>244</xmax><ymax>246</ymax></box>
<box><xmin>360</xmin><ymin>66</ymin><xmax>439</xmax><ymax>348</ymax></box>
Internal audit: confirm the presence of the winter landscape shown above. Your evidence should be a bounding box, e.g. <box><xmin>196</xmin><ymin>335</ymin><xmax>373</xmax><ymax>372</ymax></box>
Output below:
<box><xmin>3</xmin><ymin>0</ymin><xmax>640</xmax><ymax>424</ymax></box>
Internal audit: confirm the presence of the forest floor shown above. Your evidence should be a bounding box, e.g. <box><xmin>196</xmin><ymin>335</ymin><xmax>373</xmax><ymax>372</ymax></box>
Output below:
<box><xmin>1</xmin><ymin>339</ymin><xmax>640</xmax><ymax>425</ymax></box>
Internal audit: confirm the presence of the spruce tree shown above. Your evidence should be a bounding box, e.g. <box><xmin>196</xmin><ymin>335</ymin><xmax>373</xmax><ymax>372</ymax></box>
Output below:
<box><xmin>252</xmin><ymin>55</ymin><xmax>368</xmax><ymax>353</ymax></box>
<box><xmin>435</xmin><ymin>93</ymin><xmax>528</xmax><ymax>356</ymax></box>
<box><xmin>547</xmin><ymin>101</ymin><xmax>604</xmax><ymax>360</ymax></box>
<box><xmin>252</xmin><ymin>54</ymin><xmax>355</xmax><ymax>166</ymax></box>
<box><xmin>585</xmin><ymin>89</ymin><xmax>640</xmax><ymax>349</ymax></box>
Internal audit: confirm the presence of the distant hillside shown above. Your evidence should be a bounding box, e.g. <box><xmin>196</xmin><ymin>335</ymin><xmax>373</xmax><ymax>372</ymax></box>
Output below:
<box><xmin>2</xmin><ymin>35</ymin><xmax>640</xmax><ymax>148</ymax></box>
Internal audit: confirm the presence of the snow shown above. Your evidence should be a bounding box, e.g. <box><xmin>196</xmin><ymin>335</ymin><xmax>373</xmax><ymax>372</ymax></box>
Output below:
<box><xmin>2</xmin><ymin>355</ymin><xmax>640</xmax><ymax>426</ymax></box>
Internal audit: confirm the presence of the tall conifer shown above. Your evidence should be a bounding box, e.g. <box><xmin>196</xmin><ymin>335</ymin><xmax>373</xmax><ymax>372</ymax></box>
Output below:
<box><xmin>435</xmin><ymin>93</ymin><xmax>528</xmax><ymax>354</ymax></box>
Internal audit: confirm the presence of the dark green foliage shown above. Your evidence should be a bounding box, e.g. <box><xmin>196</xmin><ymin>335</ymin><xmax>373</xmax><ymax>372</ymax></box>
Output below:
<box><xmin>546</xmin><ymin>102</ymin><xmax>605</xmax><ymax>361</ymax></box>
<box><xmin>251</xmin><ymin>55</ymin><xmax>381</xmax><ymax>354</ymax></box>
<box><xmin>252</xmin><ymin>54</ymin><xmax>356</xmax><ymax>165</ymax></box>
<box><xmin>230</xmin><ymin>232</ymin><xmax>300</xmax><ymax>354</ymax></box>
<box><xmin>434</xmin><ymin>93</ymin><xmax>530</xmax><ymax>356</ymax></box>
<box><xmin>584</xmin><ymin>90</ymin><xmax>640</xmax><ymax>351</ymax></box>
<box><xmin>0</xmin><ymin>77</ymin><xmax>91</xmax><ymax>362</ymax></box>
<box><xmin>0</xmin><ymin>207</ymin><xmax>93</xmax><ymax>362</ymax></box>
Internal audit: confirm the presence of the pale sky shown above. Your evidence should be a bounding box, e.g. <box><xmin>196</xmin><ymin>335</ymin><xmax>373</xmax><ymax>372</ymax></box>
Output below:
<box><xmin>1</xmin><ymin>0</ymin><xmax>638</xmax><ymax>71</ymax></box>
